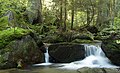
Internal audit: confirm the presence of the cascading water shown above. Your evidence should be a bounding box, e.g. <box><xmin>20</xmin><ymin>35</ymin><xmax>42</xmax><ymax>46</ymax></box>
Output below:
<box><xmin>60</xmin><ymin>44</ymin><xmax>118</xmax><ymax>70</ymax></box>
<box><xmin>44</xmin><ymin>47</ymin><xmax>49</xmax><ymax>63</ymax></box>
<box><xmin>33</xmin><ymin>47</ymin><xmax>52</xmax><ymax>66</ymax></box>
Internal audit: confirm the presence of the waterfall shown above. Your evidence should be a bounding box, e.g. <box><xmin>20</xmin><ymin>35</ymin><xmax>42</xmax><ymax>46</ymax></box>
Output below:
<box><xmin>33</xmin><ymin>47</ymin><xmax>52</xmax><ymax>66</ymax></box>
<box><xmin>81</xmin><ymin>44</ymin><xmax>111</xmax><ymax>66</ymax></box>
<box><xmin>60</xmin><ymin>44</ymin><xmax>118</xmax><ymax>70</ymax></box>
<box><xmin>44</xmin><ymin>47</ymin><xmax>49</xmax><ymax>63</ymax></box>
<box><xmin>85</xmin><ymin>44</ymin><xmax>105</xmax><ymax>57</ymax></box>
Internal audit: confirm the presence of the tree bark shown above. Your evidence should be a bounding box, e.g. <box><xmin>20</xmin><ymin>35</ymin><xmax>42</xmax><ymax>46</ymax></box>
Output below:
<box><xmin>27</xmin><ymin>0</ymin><xmax>42</xmax><ymax>25</ymax></box>
<box><xmin>86</xmin><ymin>8</ymin><xmax>90</xmax><ymax>26</ymax></box>
<box><xmin>60</xmin><ymin>0</ymin><xmax>63</xmax><ymax>28</ymax></box>
<box><xmin>63</xmin><ymin>0</ymin><xmax>67</xmax><ymax>31</ymax></box>
<box><xmin>86</xmin><ymin>0</ymin><xmax>94</xmax><ymax>26</ymax></box>
<box><xmin>71</xmin><ymin>0</ymin><xmax>74</xmax><ymax>30</ymax></box>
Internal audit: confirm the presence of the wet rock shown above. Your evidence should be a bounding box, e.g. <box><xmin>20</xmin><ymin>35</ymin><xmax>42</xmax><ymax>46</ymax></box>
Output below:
<box><xmin>78</xmin><ymin>67</ymin><xmax>120</xmax><ymax>73</ymax></box>
<box><xmin>101</xmin><ymin>41</ymin><xmax>120</xmax><ymax>66</ymax></box>
<box><xmin>0</xmin><ymin>35</ymin><xmax>44</xmax><ymax>69</ymax></box>
<box><xmin>48</xmin><ymin>44</ymin><xmax>85</xmax><ymax>63</ymax></box>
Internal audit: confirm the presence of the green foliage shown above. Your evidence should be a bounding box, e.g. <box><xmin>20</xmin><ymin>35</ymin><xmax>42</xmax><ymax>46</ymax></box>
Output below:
<box><xmin>42</xmin><ymin>7</ymin><xmax>56</xmax><ymax>25</ymax></box>
<box><xmin>116</xmin><ymin>40</ymin><xmax>120</xmax><ymax>44</ymax></box>
<box><xmin>114</xmin><ymin>17</ymin><xmax>120</xmax><ymax>29</ymax></box>
<box><xmin>74</xmin><ymin>12</ymin><xmax>87</xmax><ymax>27</ymax></box>
<box><xmin>40</xmin><ymin>25</ymin><xmax>62</xmax><ymax>43</ymax></box>
<box><xmin>104</xmin><ymin>40</ymin><xmax>120</xmax><ymax>52</ymax></box>
<box><xmin>72</xmin><ymin>39</ymin><xmax>92</xmax><ymax>43</ymax></box>
<box><xmin>0</xmin><ymin>0</ymin><xmax>28</xmax><ymax>29</ymax></box>
<box><xmin>0</xmin><ymin>27</ymin><xmax>30</xmax><ymax>49</ymax></box>
<box><xmin>0</xmin><ymin>55</ymin><xmax>4</xmax><ymax>63</ymax></box>
<box><xmin>0</xmin><ymin>16</ymin><xmax>8</xmax><ymax>30</ymax></box>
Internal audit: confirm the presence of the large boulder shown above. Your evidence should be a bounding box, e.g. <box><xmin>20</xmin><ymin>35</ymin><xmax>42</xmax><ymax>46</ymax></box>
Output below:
<box><xmin>0</xmin><ymin>35</ymin><xmax>44</xmax><ymax>69</ymax></box>
<box><xmin>48</xmin><ymin>44</ymin><xmax>85</xmax><ymax>63</ymax></box>
<box><xmin>101</xmin><ymin>40</ymin><xmax>120</xmax><ymax>66</ymax></box>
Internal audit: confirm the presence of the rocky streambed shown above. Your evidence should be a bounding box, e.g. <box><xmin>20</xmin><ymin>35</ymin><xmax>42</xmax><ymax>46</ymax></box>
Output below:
<box><xmin>0</xmin><ymin>67</ymin><xmax>120</xmax><ymax>73</ymax></box>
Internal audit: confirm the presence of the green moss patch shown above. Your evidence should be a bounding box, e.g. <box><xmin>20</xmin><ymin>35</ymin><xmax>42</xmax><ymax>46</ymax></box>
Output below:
<box><xmin>0</xmin><ymin>28</ymin><xmax>30</xmax><ymax>49</ymax></box>
<box><xmin>0</xmin><ymin>16</ymin><xmax>9</xmax><ymax>30</ymax></box>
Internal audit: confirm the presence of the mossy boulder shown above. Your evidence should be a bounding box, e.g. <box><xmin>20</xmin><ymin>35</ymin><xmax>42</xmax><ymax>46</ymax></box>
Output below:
<box><xmin>41</xmin><ymin>29</ymin><xmax>94</xmax><ymax>43</ymax></box>
<box><xmin>58</xmin><ymin>30</ymin><xmax>94</xmax><ymax>42</ymax></box>
<box><xmin>101</xmin><ymin>40</ymin><xmax>120</xmax><ymax>66</ymax></box>
<box><xmin>95</xmin><ymin>28</ymin><xmax>120</xmax><ymax>40</ymax></box>
<box><xmin>0</xmin><ymin>35</ymin><xmax>45</xmax><ymax>69</ymax></box>
<box><xmin>72</xmin><ymin>39</ymin><xmax>93</xmax><ymax>44</ymax></box>
<box><xmin>0</xmin><ymin>28</ymin><xmax>30</xmax><ymax>49</ymax></box>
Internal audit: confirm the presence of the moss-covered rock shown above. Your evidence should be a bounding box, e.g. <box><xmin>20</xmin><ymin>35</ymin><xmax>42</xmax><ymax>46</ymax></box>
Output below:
<box><xmin>0</xmin><ymin>35</ymin><xmax>44</xmax><ymax>69</ymax></box>
<box><xmin>42</xmin><ymin>29</ymin><xmax>94</xmax><ymax>43</ymax></box>
<box><xmin>101</xmin><ymin>40</ymin><xmax>120</xmax><ymax>66</ymax></box>
<box><xmin>0</xmin><ymin>27</ymin><xmax>30</xmax><ymax>49</ymax></box>
<box><xmin>72</xmin><ymin>39</ymin><xmax>93</xmax><ymax>44</ymax></box>
<box><xmin>95</xmin><ymin>27</ymin><xmax>120</xmax><ymax>40</ymax></box>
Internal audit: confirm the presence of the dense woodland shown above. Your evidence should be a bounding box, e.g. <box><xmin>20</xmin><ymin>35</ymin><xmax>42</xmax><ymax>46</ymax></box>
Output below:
<box><xmin>0</xmin><ymin>0</ymin><xmax>120</xmax><ymax>69</ymax></box>
<box><xmin>0</xmin><ymin>0</ymin><xmax>120</xmax><ymax>42</ymax></box>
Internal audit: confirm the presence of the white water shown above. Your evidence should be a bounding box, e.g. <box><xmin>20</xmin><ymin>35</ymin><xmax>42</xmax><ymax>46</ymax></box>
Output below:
<box><xmin>44</xmin><ymin>47</ymin><xmax>49</xmax><ymax>63</ymax></box>
<box><xmin>33</xmin><ymin>47</ymin><xmax>52</xmax><ymax>66</ymax></box>
<box><xmin>60</xmin><ymin>44</ymin><xmax>118</xmax><ymax>70</ymax></box>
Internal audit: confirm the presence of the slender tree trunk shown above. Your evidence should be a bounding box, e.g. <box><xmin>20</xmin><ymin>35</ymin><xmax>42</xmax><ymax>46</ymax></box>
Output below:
<box><xmin>89</xmin><ymin>0</ymin><xmax>95</xmax><ymax>25</ymax></box>
<box><xmin>63</xmin><ymin>0</ymin><xmax>67</xmax><ymax>31</ymax></box>
<box><xmin>71</xmin><ymin>0</ymin><xmax>74</xmax><ymax>30</ymax></box>
<box><xmin>60</xmin><ymin>0</ymin><xmax>63</xmax><ymax>28</ymax></box>
<box><xmin>86</xmin><ymin>8</ymin><xmax>90</xmax><ymax>26</ymax></box>
<box><xmin>111</xmin><ymin>0</ymin><xmax>115</xmax><ymax>25</ymax></box>
<box><xmin>86</xmin><ymin>0</ymin><xmax>94</xmax><ymax>26</ymax></box>
<box><xmin>39</xmin><ymin>0</ymin><xmax>42</xmax><ymax>23</ymax></box>
<box><xmin>96</xmin><ymin>0</ymin><xmax>105</xmax><ymax>29</ymax></box>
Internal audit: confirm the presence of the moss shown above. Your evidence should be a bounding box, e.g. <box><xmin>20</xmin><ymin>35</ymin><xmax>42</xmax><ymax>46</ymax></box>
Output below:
<box><xmin>103</xmin><ymin>40</ymin><xmax>120</xmax><ymax>52</ymax></box>
<box><xmin>0</xmin><ymin>27</ymin><xmax>30</xmax><ymax>49</ymax></box>
<box><xmin>0</xmin><ymin>16</ymin><xmax>9</xmax><ymax>30</ymax></box>
<box><xmin>72</xmin><ymin>39</ymin><xmax>93</xmax><ymax>44</ymax></box>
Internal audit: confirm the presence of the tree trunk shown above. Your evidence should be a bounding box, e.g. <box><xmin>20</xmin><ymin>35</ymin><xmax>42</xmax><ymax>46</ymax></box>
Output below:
<box><xmin>111</xmin><ymin>0</ymin><xmax>115</xmax><ymax>25</ymax></box>
<box><xmin>63</xmin><ymin>0</ymin><xmax>67</xmax><ymax>31</ymax></box>
<box><xmin>86</xmin><ymin>0</ymin><xmax>94</xmax><ymax>26</ymax></box>
<box><xmin>60</xmin><ymin>0</ymin><xmax>63</xmax><ymax>28</ymax></box>
<box><xmin>27</xmin><ymin>0</ymin><xmax>42</xmax><ymax>25</ymax></box>
<box><xmin>86</xmin><ymin>8</ymin><xmax>90</xmax><ymax>26</ymax></box>
<box><xmin>71</xmin><ymin>0</ymin><xmax>74</xmax><ymax>30</ymax></box>
<box><xmin>96</xmin><ymin>0</ymin><xmax>108</xmax><ymax>30</ymax></box>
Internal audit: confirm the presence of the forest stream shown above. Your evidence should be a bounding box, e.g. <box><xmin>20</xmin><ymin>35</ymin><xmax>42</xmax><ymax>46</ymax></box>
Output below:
<box><xmin>0</xmin><ymin>0</ymin><xmax>120</xmax><ymax>73</ymax></box>
<box><xmin>0</xmin><ymin>44</ymin><xmax>119</xmax><ymax>73</ymax></box>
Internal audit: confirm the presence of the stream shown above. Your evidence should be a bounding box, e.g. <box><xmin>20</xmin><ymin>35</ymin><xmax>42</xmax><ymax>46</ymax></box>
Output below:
<box><xmin>0</xmin><ymin>44</ymin><xmax>119</xmax><ymax>73</ymax></box>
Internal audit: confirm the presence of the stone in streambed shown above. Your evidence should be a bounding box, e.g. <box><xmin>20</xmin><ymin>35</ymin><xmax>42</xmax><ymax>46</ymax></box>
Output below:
<box><xmin>48</xmin><ymin>44</ymin><xmax>85</xmax><ymax>63</ymax></box>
